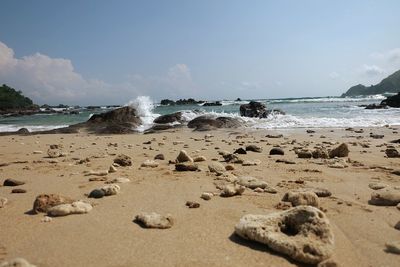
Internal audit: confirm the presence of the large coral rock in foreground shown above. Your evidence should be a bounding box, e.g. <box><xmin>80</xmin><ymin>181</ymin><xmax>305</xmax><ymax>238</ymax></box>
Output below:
<box><xmin>134</xmin><ymin>212</ymin><xmax>174</xmax><ymax>229</ymax></box>
<box><xmin>369</xmin><ymin>189</ymin><xmax>400</xmax><ymax>206</ymax></box>
<box><xmin>235</xmin><ymin>206</ymin><xmax>334</xmax><ymax>264</ymax></box>
<box><xmin>47</xmin><ymin>201</ymin><xmax>92</xmax><ymax>217</ymax></box>
<box><xmin>33</xmin><ymin>194</ymin><xmax>74</xmax><ymax>213</ymax></box>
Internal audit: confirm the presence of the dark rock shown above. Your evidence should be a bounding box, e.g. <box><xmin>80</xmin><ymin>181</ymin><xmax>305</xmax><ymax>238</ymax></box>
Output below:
<box><xmin>265</xmin><ymin>134</ymin><xmax>283</xmax><ymax>138</ymax></box>
<box><xmin>370</xmin><ymin>133</ymin><xmax>384</xmax><ymax>139</ymax></box>
<box><xmin>17</xmin><ymin>128</ymin><xmax>30</xmax><ymax>134</ymax></box>
<box><xmin>297</xmin><ymin>151</ymin><xmax>312</xmax><ymax>159</ymax></box>
<box><xmin>88</xmin><ymin>189</ymin><xmax>105</xmax><ymax>199</ymax></box>
<box><xmin>246</xmin><ymin>145</ymin><xmax>262</xmax><ymax>153</ymax></box>
<box><xmin>276</xmin><ymin>159</ymin><xmax>295</xmax><ymax>164</ymax></box>
<box><xmin>186</xmin><ymin>201</ymin><xmax>200</xmax><ymax>208</ymax></box>
<box><xmin>153</xmin><ymin>112</ymin><xmax>183</xmax><ymax>124</ymax></box>
<box><xmin>11</xmin><ymin>188</ymin><xmax>27</xmax><ymax>193</ymax></box>
<box><xmin>386</xmin><ymin>148</ymin><xmax>400</xmax><ymax>158</ymax></box>
<box><xmin>187</xmin><ymin>116</ymin><xmax>241</xmax><ymax>130</ymax></box>
<box><xmin>154</xmin><ymin>154</ymin><xmax>165</xmax><ymax>160</ymax></box>
<box><xmin>234</xmin><ymin>147</ymin><xmax>247</xmax><ymax>154</ymax></box>
<box><xmin>239</xmin><ymin>101</ymin><xmax>285</xmax><ymax>118</ymax></box>
<box><xmin>306</xmin><ymin>129</ymin><xmax>315</xmax><ymax>134</ymax></box>
<box><xmin>175</xmin><ymin>163</ymin><xmax>198</xmax><ymax>171</ymax></box>
<box><xmin>114</xmin><ymin>154</ymin><xmax>132</xmax><ymax>166</ymax></box>
<box><xmin>381</xmin><ymin>92</ymin><xmax>400</xmax><ymax>108</ymax></box>
<box><xmin>202</xmin><ymin>101</ymin><xmax>222</xmax><ymax>106</ymax></box>
<box><xmin>270</xmin><ymin>148</ymin><xmax>284</xmax><ymax>155</ymax></box>
<box><xmin>3</xmin><ymin>179</ymin><xmax>25</xmax><ymax>187</ymax></box>
<box><xmin>364</xmin><ymin>103</ymin><xmax>388</xmax><ymax>109</ymax></box>
<box><xmin>33</xmin><ymin>194</ymin><xmax>74</xmax><ymax>213</ymax></box>
<box><xmin>312</xmin><ymin>148</ymin><xmax>329</xmax><ymax>159</ymax></box>
<box><xmin>329</xmin><ymin>143</ymin><xmax>349</xmax><ymax>158</ymax></box>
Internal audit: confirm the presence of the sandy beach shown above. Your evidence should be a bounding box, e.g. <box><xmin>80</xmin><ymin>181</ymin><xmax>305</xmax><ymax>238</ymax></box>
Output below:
<box><xmin>0</xmin><ymin>126</ymin><xmax>399</xmax><ymax>267</ymax></box>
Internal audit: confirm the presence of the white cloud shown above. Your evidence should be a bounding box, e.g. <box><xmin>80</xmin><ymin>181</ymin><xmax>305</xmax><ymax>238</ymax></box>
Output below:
<box><xmin>371</xmin><ymin>48</ymin><xmax>400</xmax><ymax>64</ymax></box>
<box><xmin>361</xmin><ymin>64</ymin><xmax>385</xmax><ymax>76</ymax></box>
<box><xmin>329</xmin><ymin>72</ymin><xmax>339</xmax><ymax>79</ymax></box>
<box><xmin>0</xmin><ymin>41</ymin><xmax>196</xmax><ymax>105</ymax></box>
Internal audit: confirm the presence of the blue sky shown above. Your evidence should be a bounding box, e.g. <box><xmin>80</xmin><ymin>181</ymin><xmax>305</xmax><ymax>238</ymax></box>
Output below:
<box><xmin>0</xmin><ymin>0</ymin><xmax>400</xmax><ymax>105</ymax></box>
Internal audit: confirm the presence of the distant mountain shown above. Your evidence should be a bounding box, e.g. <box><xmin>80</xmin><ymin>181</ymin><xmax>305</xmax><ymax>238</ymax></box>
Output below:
<box><xmin>0</xmin><ymin>84</ymin><xmax>36</xmax><ymax>111</ymax></box>
<box><xmin>341</xmin><ymin>69</ymin><xmax>400</xmax><ymax>97</ymax></box>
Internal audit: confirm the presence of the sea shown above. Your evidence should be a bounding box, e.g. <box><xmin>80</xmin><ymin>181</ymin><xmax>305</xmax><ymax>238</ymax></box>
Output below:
<box><xmin>1</xmin><ymin>95</ymin><xmax>399</xmax><ymax>133</ymax></box>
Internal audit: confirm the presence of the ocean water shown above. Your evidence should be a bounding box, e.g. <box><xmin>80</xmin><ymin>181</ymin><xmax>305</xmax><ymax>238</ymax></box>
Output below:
<box><xmin>1</xmin><ymin>95</ymin><xmax>399</xmax><ymax>132</ymax></box>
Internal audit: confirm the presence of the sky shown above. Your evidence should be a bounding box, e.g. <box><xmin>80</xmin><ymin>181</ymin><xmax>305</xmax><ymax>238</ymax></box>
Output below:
<box><xmin>0</xmin><ymin>0</ymin><xmax>400</xmax><ymax>105</ymax></box>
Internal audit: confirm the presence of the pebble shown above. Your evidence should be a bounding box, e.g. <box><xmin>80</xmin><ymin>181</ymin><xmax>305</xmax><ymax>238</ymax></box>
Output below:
<box><xmin>41</xmin><ymin>216</ymin><xmax>53</xmax><ymax>223</ymax></box>
<box><xmin>234</xmin><ymin>147</ymin><xmax>247</xmax><ymax>154</ymax></box>
<box><xmin>208</xmin><ymin>162</ymin><xmax>226</xmax><ymax>174</ymax></box>
<box><xmin>297</xmin><ymin>151</ymin><xmax>312</xmax><ymax>159</ymax></box>
<box><xmin>108</xmin><ymin>177</ymin><xmax>130</xmax><ymax>184</ymax></box>
<box><xmin>3</xmin><ymin>178</ymin><xmax>25</xmax><ymax>186</ymax></box>
<box><xmin>47</xmin><ymin>148</ymin><xmax>62</xmax><ymax>158</ymax></box>
<box><xmin>33</xmin><ymin>194</ymin><xmax>74</xmax><ymax>213</ymax></box>
<box><xmin>237</xmin><ymin>176</ymin><xmax>268</xmax><ymax>189</ymax></box>
<box><xmin>108</xmin><ymin>165</ymin><xmax>117</xmax><ymax>173</ymax></box>
<box><xmin>47</xmin><ymin>201</ymin><xmax>92</xmax><ymax>217</ymax></box>
<box><xmin>176</xmin><ymin>150</ymin><xmax>193</xmax><ymax>163</ymax></box>
<box><xmin>246</xmin><ymin>145</ymin><xmax>262</xmax><ymax>153</ymax></box>
<box><xmin>386</xmin><ymin>148</ymin><xmax>400</xmax><ymax>158</ymax></box>
<box><xmin>201</xmin><ymin>192</ymin><xmax>213</xmax><ymax>200</ymax></box>
<box><xmin>0</xmin><ymin>197</ymin><xmax>8</xmax><ymax>208</ymax></box>
<box><xmin>33</xmin><ymin>150</ymin><xmax>43</xmax><ymax>154</ymax></box>
<box><xmin>186</xmin><ymin>201</ymin><xmax>200</xmax><ymax>208</ymax></box>
<box><xmin>220</xmin><ymin>184</ymin><xmax>245</xmax><ymax>197</ymax></box>
<box><xmin>193</xmin><ymin>156</ymin><xmax>206</xmax><ymax>162</ymax></box>
<box><xmin>100</xmin><ymin>184</ymin><xmax>120</xmax><ymax>196</ymax></box>
<box><xmin>385</xmin><ymin>241</ymin><xmax>400</xmax><ymax>254</ymax></box>
<box><xmin>141</xmin><ymin>160</ymin><xmax>159</xmax><ymax>168</ymax></box>
<box><xmin>329</xmin><ymin>143</ymin><xmax>349</xmax><ymax>158</ymax></box>
<box><xmin>242</xmin><ymin>160</ymin><xmax>260</xmax><ymax>166</ymax></box>
<box><xmin>113</xmin><ymin>154</ymin><xmax>132</xmax><ymax>166</ymax></box>
<box><xmin>282</xmin><ymin>191</ymin><xmax>320</xmax><ymax>207</ymax></box>
<box><xmin>11</xmin><ymin>188</ymin><xmax>27</xmax><ymax>193</ymax></box>
<box><xmin>134</xmin><ymin>212</ymin><xmax>174</xmax><ymax>229</ymax></box>
<box><xmin>0</xmin><ymin>258</ymin><xmax>37</xmax><ymax>267</ymax></box>
<box><xmin>88</xmin><ymin>189</ymin><xmax>105</xmax><ymax>198</ymax></box>
<box><xmin>175</xmin><ymin>163</ymin><xmax>198</xmax><ymax>171</ymax></box>
<box><xmin>225</xmin><ymin>164</ymin><xmax>235</xmax><ymax>171</ymax></box>
<box><xmin>269</xmin><ymin>148</ymin><xmax>284</xmax><ymax>155</ymax></box>
<box><xmin>154</xmin><ymin>154</ymin><xmax>165</xmax><ymax>160</ymax></box>
<box><xmin>368</xmin><ymin>182</ymin><xmax>387</xmax><ymax>190</ymax></box>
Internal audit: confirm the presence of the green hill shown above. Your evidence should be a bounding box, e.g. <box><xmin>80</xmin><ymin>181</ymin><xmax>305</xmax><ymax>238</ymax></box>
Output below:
<box><xmin>341</xmin><ymin>69</ymin><xmax>400</xmax><ymax>97</ymax></box>
<box><xmin>0</xmin><ymin>84</ymin><xmax>36</xmax><ymax>111</ymax></box>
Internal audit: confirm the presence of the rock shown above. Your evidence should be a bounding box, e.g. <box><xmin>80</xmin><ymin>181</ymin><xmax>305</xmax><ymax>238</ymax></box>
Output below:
<box><xmin>240</xmin><ymin>101</ymin><xmax>285</xmax><ymax>118</ymax></box>
<box><xmin>113</xmin><ymin>154</ymin><xmax>132</xmax><ymax>166</ymax></box>
<box><xmin>225</xmin><ymin>164</ymin><xmax>235</xmax><ymax>171</ymax></box>
<box><xmin>368</xmin><ymin>182</ymin><xmax>387</xmax><ymax>190</ymax></box>
<box><xmin>270</xmin><ymin>148</ymin><xmax>284</xmax><ymax>155</ymax></box>
<box><xmin>369</xmin><ymin>189</ymin><xmax>400</xmax><ymax>206</ymax></box>
<box><xmin>223</xmin><ymin>153</ymin><xmax>243</xmax><ymax>163</ymax></box>
<box><xmin>108</xmin><ymin>177</ymin><xmax>130</xmax><ymax>183</ymax></box>
<box><xmin>134</xmin><ymin>212</ymin><xmax>173</xmax><ymax>229</ymax></box>
<box><xmin>0</xmin><ymin>197</ymin><xmax>7</xmax><ymax>208</ymax></box>
<box><xmin>193</xmin><ymin>156</ymin><xmax>206</xmax><ymax>162</ymax></box>
<box><xmin>86</xmin><ymin>170</ymin><xmax>108</xmax><ymax>176</ymax></box>
<box><xmin>264</xmin><ymin>185</ymin><xmax>278</xmax><ymax>194</ymax></box>
<box><xmin>141</xmin><ymin>160</ymin><xmax>159</xmax><ymax>168</ymax></box>
<box><xmin>154</xmin><ymin>154</ymin><xmax>165</xmax><ymax>160</ymax></box>
<box><xmin>309</xmin><ymin>188</ymin><xmax>332</xmax><ymax>198</ymax></box>
<box><xmin>201</xmin><ymin>192</ymin><xmax>213</xmax><ymax>200</ymax></box>
<box><xmin>88</xmin><ymin>177</ymin><xmax>107</xmax><ymax>182</ymax></box>
<box><xmin>208</xmin><ymin>162</ymin><xmax>226</xmax><ymax>174</ymax></box>
<box><xmin>47</xmin><ymin>148</ymin><xmax>61</xmax><ymax>158</ymax></box>
<box><xmin>386</xmin><ymin>148</ymin><xmax>400</xmax><ymax>158</ymax></box>
<box><xmin>276</xmin><ymin>159</ymin><xmax>296</xmax><ymax>164</ymax></box>
<box><xmin>234</xmin><ymin>206</ymin><xmax>334</xmax><ymax>264</ymax></box>
<box><xmin>234</xmin><ymin>147</ymin><xmax>247</xmax><ymax>154</ymax></box>
<box><xmin>312</xmin><ymin>148</ymin><xmax>329</xmax><ymax>159</ymax></box>
<box><xmin>33</xmin><ymin>150</ymin><xmax>43</xmax><ymax>154</ymax></box>
<box><xmin>242</xmin><ymin>160</ymin><xmax>261</xmax><ymax>166</ymax></box>
<box><xmin>266</xmin><ymin>134</ymin><xmax>283</xmax><ymax>138</ymax></box>
<box><xmin>297</xmin><ymin>151</ymin><xmax>312</xmax><ymax>159</ymax></box>
<box><xmin>108</xmin><ymin>165</ymin><xmax>117</xmax><ymax>173</ymax></box>
<box><xmin>398</xmin><ymin>203</ymin><xmax>400</xmax><ymax>210</ymax></box>
<box><xmin>47</xmin><ymin>201</ymin><xmax>92</xmax><ymax>217</ymax></box>
<box><xmin>41</xmin><ymin>216</ymin><xmax>52</xmax><ymax>223</ymax></box>
<box><xmin>306</xmin><ymin>129</ymin><xmax>316</xmax><ymax>134</ymax></box>
<box><xmin>237</xmin><ymin>176</ymin><xmax>268</xmax><ymax>189</ymax></box>
<box><xmin>186</xmin><ymin>201</ymin><xmax>200</xmax><ymax>208</ymax></box>
<box><xmin>381</xmin><ymin>92</ymin><xmax>400</xmax><ymax>108</ymax></box>
<box><xmin>385</xmin><ymin>241</ymin><xmax>400</xmax><ymax>254</ymax></box>
<box><xmin>220</xmin><ymin>184</ymin><xmax>245</xmax><ymax>197</ymax></box>
<box><xmin>3</xmin><ymin>178</ymin><xmax>25</xmax><ymax>186</ymax></box>
<box><xmin>187</xmin><ymin>115</ymin><xmax>241</xmax><ymax>130</ymax></box>
<box><xmin>282</xmin><ymin>191</ymin><xmax>320</xmax><ymax>207</ymax></box>
<box><xmin>329</xmin><ymin>143</ymin><xmax>349</xmax><ymax>158</ymax></box>
<box><xmin>254</xmin><ymin>187</ymin><xmax>264</xmax><ymax>193</ymax></box>
<box><xmin>153</xmin><ymin>112</ymin><xmax>182</xmax><ymax>124</ymax></box>
<box><xmin>317</xmin><ymin>259</ymin><xmax>340</xmax><ymax>267</ymax></box>
<box><xmin>0</xmin><ymin>258</ymin><xmax>37</xmax><ymax>267</ymax></box>
<box><xmin>100</xmin><ymin>184</ymin><xmax>120</xmax><ymax>196</ymax></box>
<box><xmin>88</xmin><ymin>189</ymin><xmax>105</xmax><ymax>199</ymax></box>
<box><xmin>176</xmin><ymin>150</ymin><xmax>193</xmax><ymax>163</ymax></box>
<box><xmin>175</xmin><ymin>163</ymin><xmax>198</xmax><ymax>171</ymax></box>
<box><xmin>11</xmin><ymin>188</ymin><xmax>27</xmax><ymax>193</ymax></box>
<box><xmin>395</xmin><ymin>221</ymin><xmax>400</xmax><ymax>230</ymax></box>
<box><xmin>33</xmin><ymin>194</ymin><xmax>74</xmax><ymax>213</ymax></box>
<box><xmin>246</xmin><ymin>145</ymin><xmax>262</xmax><ymax>153</ymax></box>
<box><xmin>370</xmin><ymin>133</ymin><xmax>384</xmax><ymax>139</ymax></box>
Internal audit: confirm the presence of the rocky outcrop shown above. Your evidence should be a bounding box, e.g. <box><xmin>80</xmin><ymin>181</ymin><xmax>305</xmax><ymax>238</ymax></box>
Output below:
<box><xmin>153</xmin><ymin>112</ymin><xmax>183</xmax><ymax>124</ymax></box>
<box><xmin>187</xmin><ymin>116</ymin><xmax>241</xmax><ymax>131</ymax></box>
<box><xmin>235</xmin><ymin>206</ymin><xmax>334</xmax><ymax>264</ymax></box>
<box><xmin>239</xmin><ymin>101</ymin><xmax>285</xmax><ymax>118</ymax></box>
<box><xmin>33</xmin><ymin>194</ymin><xmax>74</xmax><ymax>213</ymax></box>
<box><xmin>381</xmin><ymin>92</ymin><xmax>400</xmax><ymax>108</ymax></box>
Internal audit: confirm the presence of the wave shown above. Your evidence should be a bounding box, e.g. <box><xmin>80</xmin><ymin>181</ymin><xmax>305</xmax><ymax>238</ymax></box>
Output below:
<box><xmin>0</xmin><ymin>124</ymin><xmax>68</xmax><ymax>132</ymax></box>
<box><xmin>127</xmin><ymin>96</ymin><xmax>160</xmax><ymax>131</ymax></box>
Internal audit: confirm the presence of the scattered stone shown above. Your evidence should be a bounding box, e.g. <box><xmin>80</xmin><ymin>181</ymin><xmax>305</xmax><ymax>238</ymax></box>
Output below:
<box><xmin>270</xmin><ymin>148</ymin><xmax>284</xmax><ymax>155</ymax></box>
<box><xmin>317</xmin><ymin>259</ymin><xmax>340</xmax><ymax>267</ymax></box>
<box><xmin>368</xmin><ymin>182</ymin><xmax>387</xmax><ymax>190</ymax></box>
<box><xmin>0</xmin><ymin>197</ymin><xmax>7</xmax><ymax>208</ymax></box>
<box><xmin>369</xmin><ymin>189</ymin><xmax>400</xmax><ymax>206</ymax></box>
<box><xmin>234</xmin><ymin>206</ymin><xmax>334</xmax><ymax>264</ymax></box>
<box><xmin>246</xmin><ymin>144</ymin><xmax>262</xmax><ymax>153</ymax></box>
<box><xmin>175</xmin><ymin>163</ymin><xmax>198</xmax><ymax>171</ymax></box>
<box><xmin>33</xmin><ymin>151</ymin><xmax>43</xmax><ymax>154</ymax></box>
<box><xmin>100</xmin><ymin>184</ymin><xmax>120</xmax><ymax>196</ymax></box>
<box><xmin>0</xmin><ymin>258</ymin><xmax>37</xmax><ymax>267</ymax></box>
<box><xmin>47</xmin><ymin>148</ymin><xmax>61</xmax><ymax>158</ymax></box>
<box><xmin>176</xmin><ymin>150</ymin><xmax>193</xmax><ymax>163</ymax></box>
<box><xmin>201</xmin><ymin>192</ymin><xmax>213</xmax><ymax>200</ymax></box>
<box><xmin>193</xmin><ymin>156</ymin><xmax>206</xmax><ymax>162</ymax></box>
<box><xmin>141</xmin><ymin>160</ymin><xmax>159</xmax><ymax>168</ymax></box>
<box><xmin>276</xmin><ymin>159</ymin><xmax>296</xmax><ymax>164</ymax></box>
<box><xmin>154</xmin><ymin>153</ymin><xmax>165</xmax><ymax>160</ymax></box>
<box><xmin>282</xmin><ymin>191</ymin><xmax>320</xmax><ymax>207</ymax></box>
<box><xmin>312</xmin><ymin>148</ymin><xmax>329</xmax><ymax>159</ymax></box>
<box><xmin>88</xmin><ymin>189</ymin><xmax>105</xmax><ymax>199</ymax></box>
<box><xmin>266</xmin><ymin>134</ymin><xmax>283</xmax><ymax>138</ymax></box>
<box><xmin>108</xmin><ymin>165</ymin><xmax>117</xmax><ymax>173</ymax></box>
<box><xmin>223</xmin><ymin>153</ymin><xmax>243</xmax><ymax>164</ymax></box>
<box><xmin>113</xmin><ymin>154</ymin><xmax>132</xmax><ymax>166</ymax></box>
<box><xmin>88</xmin><ymin>177</ymin><xmax>107</xmax><ymax>182</ymax></box>
<box><xmin>395</xmin><ymin>221</ymin><xmax>400</xmax><ymax>231</ymax></box>
<box><xmin>134</xmin><ymin>212</ymin><xmax>173</xmax><ymax>229</ymax></box>
<box><xmin>208</xmin><ymin>162</ymin><xmax>226</xmax><ymax>174</ymax></box>
<box><xmin>275</xmin><ymin>201</ymin><xmax>292</xmax><ymax>210</ymax></box>
<box><xmin>186</xmin><ymin>201</ymin><xmax>200</xmax><ymax>208</ymax></box>
<box><xmin>108</xmin><ymin>177</ymin><xmax>130</xmax><ymax>184</ymax></box>
<box><xmin>33</xmin><ymin>194</ymin><xmax>74</xmax><ymax>213</ymax></box>
<box><xmin>386</xmin><ymin>148</ymin><xmax>400</xmax><ymax>158</ymax></box>
<box><xmin>309</xmin><ymin>188</ymin><xmax>332</xmax><ymax>198</ymax></box>
<box><xmin>385</xmin><ymin>241</ymin><xmax>400</xmax><ymax>254</ymax></box>
<box><xmin>264</xmin><ymin>185</ymin><xmax>278</xmax><ymax>194</ymax></box>
<box><xmin>329</xmin><ymin>143</ymin><xmax>349</xmax><ymax>158</ymax></box>
<box><xmin>234</xmin><ymin>147</ymin><xmax>247</xmax><ymax>154</ymax></box>
<box><xmin>11</xmin><ymin>188</ymin><xmax>27</xmax><ymax>194</ymax></box>
<box><xmin>306</xmin><ymin>129</ymin><xmax>316</xmax><ymax>133</ymax></box>
<box><xmin>3</xmin><ymin>179</ymin><xmax>25</xmax><ymax>187</ymax></box>
<box><xmin>242</xmin><ymin>160</ymin><xmax>261</xmax><ymax>166</ymax></box>
<box><xmin>298</xmin><ymin>151</ymin><xmax>312</xmax><ymax>159</ymax></box>
<box><xmin>398</xmin><ymin>203</ymin><xmax>400</xmax><ymax>210</ymax></box>
<box><xmin>220</xmin><ymin>184</ymin><xmax>245</xmax><ymax>197</ymax></box>
<box><xmin>253</xmin><ymin>187</ymin><xmax>264</xmax><ymax>193</ymax></box>
<box><xmin>47</xmin><ymin>201</ymin><xmax>92</xmax><ymax>217</ymax></box>
<box><xmin>237</xmin><ymin>176</ymin><xmax>268</xmax><ymax>189</ymax></box>
<box><xmin>370</xmin><ymin>133</ymin><xmax>384</xmax><ymax>139</ymax></box>
<box><xmin>85</xmin><ymin>170</ymin><xmax>108</xmax><ymax>176</ymax></box>
<box><xmin>41</xmin><ymin>216</ymin><xmax>52</xmax><ymax>223</ymax></box>
<box><xmin>225</xmin><ymin>164</ymin><xmax>235</xmax><ymax>171</ymax></box>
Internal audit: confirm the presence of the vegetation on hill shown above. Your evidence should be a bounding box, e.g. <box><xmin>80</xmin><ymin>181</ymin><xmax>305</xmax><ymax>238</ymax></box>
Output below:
<box><xmin>342</xmin><ymin>69</ymin><xmax>400</xmax><ymax>97</ymax></box>
<box><xmin>0</xmin><ymin>84</ymin><xmax>36</xmax><ymax>111</ymax></box>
